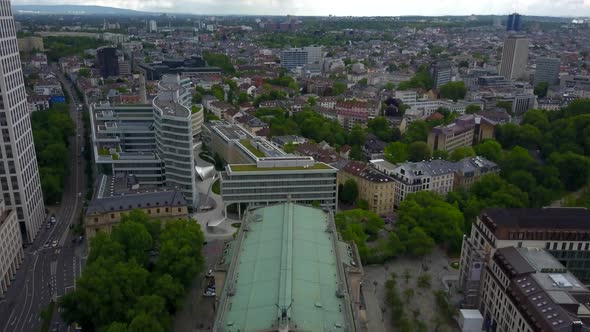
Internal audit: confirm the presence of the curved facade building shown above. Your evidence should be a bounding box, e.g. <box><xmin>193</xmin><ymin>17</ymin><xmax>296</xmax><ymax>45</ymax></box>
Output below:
<box><xmin>153</xmin><ymin>75</ymin><xmax>199</xmax><ymax>208</ymax></box>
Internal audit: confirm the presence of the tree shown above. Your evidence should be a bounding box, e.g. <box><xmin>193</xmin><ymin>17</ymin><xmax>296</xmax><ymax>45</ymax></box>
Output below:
<box><xmin>349</xmin><ymin>145</ymin><xmax>363</xmax><ymax>161</ymax></box>
<box><xmin>408</xmin><ymin>142</ymin><xmax>431</xmax><ymax>162</ymax></box>
<box><xmin>397</xmin><ymin>191</ymin><xmax>464</xmax><ymax>252</ymax></box>
<box><xmin>384</xmin><ymin>142</ymin><xmax>409</xmax><ymax>163</ymax></box>
<box><xmin>332</xmin><ymin>82</ymin><xmax>347</xmax><ymax>95</ymax></box>
<box><xmin>449</xmin><ymin>146</ymin><xmax>475</xmax><ymax>161</ymax></box>
<box><xmin>358</xmin><ymin>78</ymin><xmax>368</xmax><ymax>86</ymax></box>
<box><xmin>405</xmin><ymin>227</ymin><xmax>435</xmax><ymax>256</ymax></box>
<box><xmin>403</xmin><ymin>121</ymin><xmax>429</xmax><ymax>143</ymax></box>
<box><xmin>368</xmin><ymin>117</ymin><xmax>395</xmax><ymax>141</ymax></box>
<box><xmin>465</xmin><ymin>104</ymin><xmax>481</xmax><ymax>114</ymax></box>
<box><xmin>156</xmin><ymin>219</ymin><xmax>205</xmax><ymax>287</ymax></box>
<box><xmin>349</xmin><ymin>125</ymin><xmax>366</xmax><ymax>146</ymax></box>
<box><xmin>87</xmin><ymin>232</ymin><xmax>125</xmax><ymax>265</ymax></box>
<box><xmin>470</xmin><ymin>174</ymin><xmax>529</xmax><ymax>208</ymax></box>
<box><xmin>356</xmin><ymin>199</ymin><xmax>369</xmax><ymax>210</ymax></box>
<box><xmin>496</xmin><ymin>123</ymin><xmax>521</xmax><ymax>148</ymax></box>
<box><xmin>439</xmin><ymin>81</ymin><xmax>467</xmax><ymax>101</ymax></box>
<box><xmin>534</xmin><ymin>82</ymin><xmax>549</xmax><ymax>98</ymax></box>
<box><xmin>474</xmin><ymin>140</ymin><xmax>503</xmax><ymax>162</ymax></box>
<box><xmin>432</xmin><ymin>149</ymin><xmax>449</xmax><ymax>160</ymax></box>
<box><xmin>105</xmin><ymin>322</ymin><xmax>129</xmax><ymax>332</ymax></box>
<box><xmin>111</xmin><ymin>221</ymin><xmax>153</xmax><ymax>266</ymax></box>
<box><xmin>341</xmin><ymin>179</ymin><xmax>359</xmax><ymax>204</ymax></box>
<box><xmin>384</xmin><ymin>82</ymin><xmax>395</xmax><ymax>91</ymax></box>
<box><xmin>128</xmin><ymin>313</ymin><xmax>164</xmax><ymax>332</ymax></box>
<box><xmin>78</xmin><ymin>68</ymin><xmax>91</xmax><ymax>78</ymax></box>
<box><xmin>549</xmin><ymin>152</ymin><xmax>590</xmax><ymax>190</ymax></box>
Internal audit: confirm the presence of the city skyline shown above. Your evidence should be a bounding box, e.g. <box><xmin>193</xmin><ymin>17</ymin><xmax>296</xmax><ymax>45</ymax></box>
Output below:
<box><xmin>11</xmin><ymin>0</ymin><xmax>590</xmax><ymax>17</ymax></box>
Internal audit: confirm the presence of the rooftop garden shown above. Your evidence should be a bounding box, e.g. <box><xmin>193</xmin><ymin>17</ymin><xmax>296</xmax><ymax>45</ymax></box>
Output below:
<box><xmin>230</xmin><ymin>163</ymin><xmax>333</xmax><ymax>172</ymax></box>
<box><xmin>191</xmin><ymin>105</ymin><xmax>202</xmax><ymax>114</ymax></box>
<box><xmin>239</xmin><ymin>139</ymin><xmax>265</xmax><ymax>158</ymax></box>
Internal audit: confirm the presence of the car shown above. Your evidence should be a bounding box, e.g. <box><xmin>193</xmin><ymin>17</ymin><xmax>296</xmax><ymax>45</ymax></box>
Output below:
<box><xmin>51</xmin><ymin>240</ymin><xmax>58</xmax><ymax>247</ymax></box>
<box><xmin>203</xmin><ymin>290</ymin><xmax>216</xmax><ymax>297</ymax></box>
<box><xmin>206</xmin><ymin>269</ymin><xmax>214</xmax><ymax>278</ymax></box>
<box><xmin>44</xmin><ymin>241</ymin><xmax>50</xmax><ymax>248</ymax></box>
<box><xmin>77</xmin><ymin>192</ymin><xmax>82</xmax><ymax>198</ymax></box>
<box><xmin>46</xmin><ymin>223</ymin><xmax>51</xmax><ymax>229</ymax></box>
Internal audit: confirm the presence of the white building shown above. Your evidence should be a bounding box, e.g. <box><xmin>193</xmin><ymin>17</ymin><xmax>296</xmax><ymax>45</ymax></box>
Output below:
<box><xmin>0</xmin><ymin>0</ymin><xmax>46</xmax><ymax>242</ymax></box>
<box><xmin>499</xmin><ymin>35</ymin><xmax>529</xmax><ymax>80</ymax></box>
<box><xmin>0</xmin><ymin>199</ymin><xmax>23</xmax><ymax>296</ymax></box>
<box><xmin>148</xmin><ymin>20</ymin><xmax>157</xmax><ymax>33</ymax></box>
<box><xmin>389</xmin><ymin>159</ymin><xmax>456</xmax><ymax>207</ymax></box>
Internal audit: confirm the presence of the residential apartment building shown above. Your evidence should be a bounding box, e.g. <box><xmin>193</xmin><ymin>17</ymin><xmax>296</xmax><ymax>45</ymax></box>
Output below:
<box><xmin>90</xmin><ymin>74</ymin><xmax>203</xmax><ymax>208</ymax></box>
<box><xmin>459</xmin><ymin>208</ymin><xmax>590</xmax><ymax>309</ymax></box>
<box><xmin>499</xmin><ymin>35</ymin><xmax>529</xmax><ymax>80</ymax></box>
<box><xmin>377</xmin><ymin>156</ymin><xmax>497</xmax><ymax>207</ymax></box>
<box><xmin>481</xmin><ymin>246</ymin><xmax>590</xmax><ymax>332</ymax></box>
<box><xmin>338</xmin><ymin>161</ymin><xmax>395</xmax><ymax>216</ymax></box>
<box><xmin>453</xmin><ymin>156</ymin><xmax>499</xmax><ymax>189</ymax></box>
<box><xmin>427</xmin><ymin>114</ymin><xmax>496</xmax><ymax>153</ymax></box>
<box><xmin>208</xmin><ymin>101</ymin><xmax>236</xmax><ymax>119</ymax></box>
<box><xmin>85</xmin><ymin>175</ymin><xmax>187</xmax><ymax>241</ymax></box>
<box><xmin>535</xmin><ymin>57</ymin><xmax>561</xmax><ymax>87</ymax></box>
<box><xmin>0</xmin><ymin>199</ymin><xmax>23</xmax><ymax>297</ymax></box>
<box><xmin>390</xmin><ymin>159</ymin><xmax>456</xmax><ymax>207</ymax></box>
<box><xmin>213</xmin><ymin>202</ymin><xmax>362</xmax><ymax>332</ymax></box>
<box><xmin>0</xmin><ymin>1</ymin><xmax>46</xmax><ymax>242</ymax></box>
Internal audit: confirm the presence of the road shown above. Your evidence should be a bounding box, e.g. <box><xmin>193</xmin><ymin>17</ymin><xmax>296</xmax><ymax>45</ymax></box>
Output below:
<box><xmin>0</xmin><ymin>67</ymin><xmax>87</xmax><ymax>332</ymax></box>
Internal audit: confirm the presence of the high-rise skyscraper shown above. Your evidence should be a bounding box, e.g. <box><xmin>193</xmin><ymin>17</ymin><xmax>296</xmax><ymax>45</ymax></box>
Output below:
<box><xmin>96</xmin><ymin>46</ymin><xmax>119</xmax><ymax>78</ymax></box>
<box><xmin>148</xmin><ymin>20</ymin><xmax>157</xmax><ymax>33</ymax></box>
<box><xmin>506</xmin><ymin>13</ymin><xmax>522</xmax><ymax>31</ymax></box>
<box><xmin>535</xmin><ymin>57</ymin><xmax>561</xmax><ymax>87</ymax></box>
<box><xmin>0</xmin><ymin>0</ymin><xmax>46</xmax><ymax>242</ymax></box>
<box><xmin>499</xmin><ymin>35</ymin><xmax>529</xmax><ymax>81</ymax></box>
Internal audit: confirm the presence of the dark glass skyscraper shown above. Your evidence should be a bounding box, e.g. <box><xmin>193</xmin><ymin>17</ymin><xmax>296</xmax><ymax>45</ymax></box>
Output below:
<box><xmin>507</xmin><ymin>13</ymin><xmax>521</xmax><ymax>31</ymax></box>
<box><xmin>96</xmin><ymin>46</ymin><xmax>119</xmax><ymax>78</ymax></box>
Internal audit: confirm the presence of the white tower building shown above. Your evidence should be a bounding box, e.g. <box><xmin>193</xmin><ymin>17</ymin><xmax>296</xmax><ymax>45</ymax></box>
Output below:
<box><xmin>0</xmin><ymin>0</ymin><xmax>46</xmax><ymax>242</ymax></box>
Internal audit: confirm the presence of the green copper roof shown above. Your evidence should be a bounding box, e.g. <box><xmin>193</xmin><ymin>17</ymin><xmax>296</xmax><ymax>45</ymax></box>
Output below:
<box><xmin>217</xmin><ymin>203</ymin><xmax>350</xmax><ymax>331</ymax></box>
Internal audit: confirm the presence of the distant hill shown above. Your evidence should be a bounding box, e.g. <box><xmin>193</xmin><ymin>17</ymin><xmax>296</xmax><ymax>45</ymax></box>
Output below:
<box><xmin>12</xmin><ymin>5</ymin><xmax>145</xmax><ymax>15</ymax></box>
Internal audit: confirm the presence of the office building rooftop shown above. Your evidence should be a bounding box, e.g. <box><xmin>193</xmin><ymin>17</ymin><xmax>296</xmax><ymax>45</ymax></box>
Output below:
<box><xmin>481</xmin><ymin>208</ymin><xmax>590</xmax><ymax>238</ymax></box>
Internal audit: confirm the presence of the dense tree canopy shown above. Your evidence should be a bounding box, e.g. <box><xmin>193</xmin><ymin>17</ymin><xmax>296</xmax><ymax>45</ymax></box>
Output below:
<box><xmin>439</xmin><ymin>81</ymin><xmax>467</xmax><ymax>101</ymax></box>
<box><xmin>397</xmin><ymin>65</ymin><xmax>434</xmax><ymax>91</ymax></box>
<box><xmin>60</xmin><ymin>211</ymin><xmax>204</xmax><ymax>331</ymax></box>
<box><xmin>31</xmin><ymin>104</ymin><xmax>75</xmax><ymax>203</ymax></box>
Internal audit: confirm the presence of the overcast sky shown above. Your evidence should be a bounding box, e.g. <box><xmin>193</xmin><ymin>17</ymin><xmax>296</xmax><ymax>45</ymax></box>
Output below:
<box><xmin>12</xmin><ymin>0</ymin><xmax>590</xmax><ymax>17</ymax></box>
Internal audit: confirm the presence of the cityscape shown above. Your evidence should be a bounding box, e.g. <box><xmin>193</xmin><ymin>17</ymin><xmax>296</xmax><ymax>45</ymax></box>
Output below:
<box><xmin>0</xmin><ymin>1</ymin><xmax>590</xmax><ymax>331</ymax></box>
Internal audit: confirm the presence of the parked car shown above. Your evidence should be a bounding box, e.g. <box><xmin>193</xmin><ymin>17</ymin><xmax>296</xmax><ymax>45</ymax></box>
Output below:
<box><xmin>51</xmin><ymin>240</ymin><xmax>58</xmax><ymax>247</ymax></box>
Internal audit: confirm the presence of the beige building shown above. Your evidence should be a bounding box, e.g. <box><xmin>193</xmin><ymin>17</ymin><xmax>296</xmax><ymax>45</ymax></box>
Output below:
<box><xmin>17</xmin><ymin>36</ymin><xmax>44</xmax><ymax>53</ymax></box>
<box><xmin>338</xmin><ymin>161</ymin><xmax>395</xmax><ymax>215</ymax></box>
<box><xmin>499</xmin><ymin>35</ymin><xmax>529</xmax><ymax>81</ymax></box>
<box><xmin>427</xmin><ymin>114</ymin><xmax>496</xmax><ymax>153</ymax></box>
<box><xmin>0</xmin><ymin>200</ymin><xmax>23</xmax><ymax>297</ymax></box>
<box><xmin>85</xmin><ymin>176</ymin><xmax>188</xmax><ymax>241</ymax></box>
